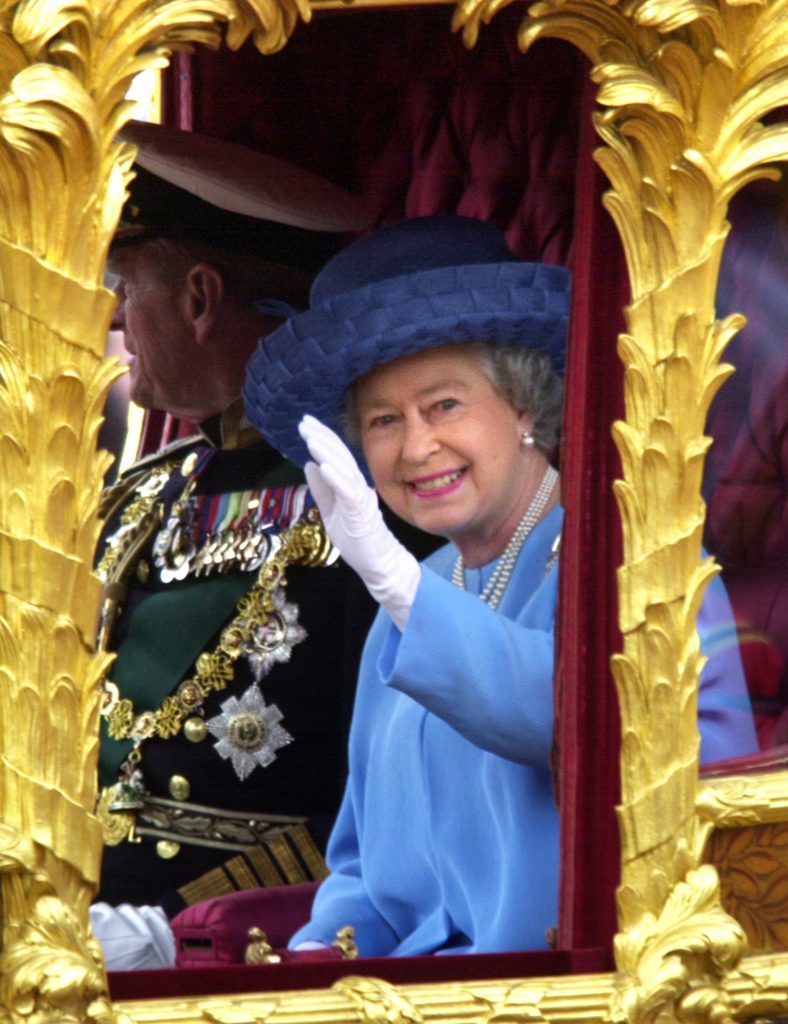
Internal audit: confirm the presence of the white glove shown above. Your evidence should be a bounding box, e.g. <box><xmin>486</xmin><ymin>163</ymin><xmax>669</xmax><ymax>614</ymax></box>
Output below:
<box><xmin>90</xmin><ymin>902</ymin><xmax>176</xmax><ymax>971</ymax></box>
<box><xmin>299</xmin><ymin>414</ymin><xmax>421</xmax><ymax>631</ymax></box>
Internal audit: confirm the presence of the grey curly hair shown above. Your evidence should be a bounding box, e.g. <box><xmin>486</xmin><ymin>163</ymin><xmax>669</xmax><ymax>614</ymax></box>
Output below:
<box><xmin>475</xmin><ymin>343</ymin><xmax>563</xmax><ymax>461</ymax></box>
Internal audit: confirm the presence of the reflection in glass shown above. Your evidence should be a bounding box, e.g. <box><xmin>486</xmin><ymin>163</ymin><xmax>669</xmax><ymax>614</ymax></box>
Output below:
<box><xmin>703</xmin><ymin>180</ymin><xmax>788</xmax><ymax>750</ymax></box>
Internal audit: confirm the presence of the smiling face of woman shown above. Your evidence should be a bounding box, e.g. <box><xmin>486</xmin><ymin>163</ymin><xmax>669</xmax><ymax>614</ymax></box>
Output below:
<box><xmin>356</xmin><ymin>345</ymin><xmax>549</xmax><ymax>567</ymax></box>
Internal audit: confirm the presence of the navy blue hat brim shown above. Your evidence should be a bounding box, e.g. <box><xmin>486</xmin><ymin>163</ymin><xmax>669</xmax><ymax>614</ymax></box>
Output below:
<box><xmin>244</xmin><ymin>259</ymin><xmax>569</xmax><ymax>467</ymax></box>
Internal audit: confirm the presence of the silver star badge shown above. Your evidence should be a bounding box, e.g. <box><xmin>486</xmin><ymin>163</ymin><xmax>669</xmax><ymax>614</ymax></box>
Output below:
<box><xmin>206</xmin><ymin>685</ymin><xmax>293</xmax><ymax>781</ymax></box>
<box><xmin>246</xmin><ymin>587</ymin><xmax>307</xmax><ymax>682</ymax></box>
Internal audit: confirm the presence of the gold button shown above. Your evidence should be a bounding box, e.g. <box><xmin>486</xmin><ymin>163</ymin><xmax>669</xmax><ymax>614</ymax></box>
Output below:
<box><xmin>183</xmin><ymin>716</ymin><xmax>208</xmax><ymax>743</ymax></box>
<box><xmin>181</xmin><ymin>452</ymin><xmax>198</xmax><ymax>477</ymax></box>
<box><xmin>156</xmin><ymin>840</ymin><xmax>181</xmax><ymax>860</ymax></box>
<box><xmin>169</xmin><ymin>775</ymin><xmax>190</xmax><ymax>801</ymax></box>
<box><xmin>136</xmin><ymin>560</ymin><xmax>150</xmax><ymax>584</ymax></box>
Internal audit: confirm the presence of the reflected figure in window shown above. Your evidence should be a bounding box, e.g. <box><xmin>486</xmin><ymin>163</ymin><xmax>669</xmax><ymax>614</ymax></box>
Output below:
<box><xmin>704</xmin><ymin>182</ymin><xmax>788</xmax><ymax>749</ymax></box>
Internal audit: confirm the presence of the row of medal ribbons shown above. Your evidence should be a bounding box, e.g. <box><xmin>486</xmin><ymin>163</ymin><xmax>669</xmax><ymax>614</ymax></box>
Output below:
<box><xmin>153</xmin><ymin>483</ymin><xmax>314</xmax><ymax>582</ymax></box>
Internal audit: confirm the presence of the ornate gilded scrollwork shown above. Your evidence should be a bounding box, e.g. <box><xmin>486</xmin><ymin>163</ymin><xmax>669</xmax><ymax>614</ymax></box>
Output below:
<box><xmin>79</xmin><ymin>954</ymin><xmax>788</xmax><ymax>1024</ymax></box>
<box><xmin>0</xmin><ymin>3</ymin><xmax>312</xmax><ymax>1021</ymax></box>
<box><xmin>699</xmin><ymin>772</ymin><xmax>788</xmax><ymax>828</ymax></box>
<box><xmin>334</xmin><ymin>976</ymin><xmax>423</xmax><ymax>1024</ymax></box>
<box><xmin>0</xmin><ymin>826</ymin><xmax>113</xmax><ymax>1024</ymax></box>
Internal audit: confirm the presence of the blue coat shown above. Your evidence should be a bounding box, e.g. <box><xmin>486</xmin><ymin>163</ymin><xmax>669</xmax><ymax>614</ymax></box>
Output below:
<box><xmin>291</xmin><ymin>506</ymin><xmax>757</xmax><ymax>956</ymax></box>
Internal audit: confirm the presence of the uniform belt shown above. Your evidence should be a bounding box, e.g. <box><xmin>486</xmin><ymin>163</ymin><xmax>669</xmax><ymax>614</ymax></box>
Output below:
<box><xmin>134</xmin><ymin>796</ymin><xmax>308</xmax><ymax>852</ymax></box>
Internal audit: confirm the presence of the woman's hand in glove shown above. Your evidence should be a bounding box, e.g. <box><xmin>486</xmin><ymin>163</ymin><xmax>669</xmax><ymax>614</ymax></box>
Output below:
<box><xmin>299</xmin><ymin>414</ymin><xmax>420</xmax><ymax>631</ymax></box>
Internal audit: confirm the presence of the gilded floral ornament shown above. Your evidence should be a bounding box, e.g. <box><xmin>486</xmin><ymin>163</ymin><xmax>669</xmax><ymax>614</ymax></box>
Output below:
<box><xmin>87</xmin><ymin>953</ymin><xmax>788</xmax><ymax>1024</ymax></box>
<box><xmin>333</xmin><ymin>976</ymin><xmax>423</xmax><ymax>1024</ymax></box>
<box><xmin>699</xmin><ymin>771</ymin><xmax>788</xmax><ymax>827</ymax></box>
<box><xmin>0</xmin><ymin>824</ymin><xmax>113</xmax><ymax>1024</ymax></box>
<box><xmin>614</xmin><ymin>864</ymin><xmax>747</xmax><ymax>1024</ymax></box>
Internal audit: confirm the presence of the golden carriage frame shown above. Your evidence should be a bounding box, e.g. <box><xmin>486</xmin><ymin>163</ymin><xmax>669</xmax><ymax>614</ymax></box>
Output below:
<box><xmin>0</xmin><ymin>0</ymin><xmax>786</xmax><ymax>1020</ymax></box>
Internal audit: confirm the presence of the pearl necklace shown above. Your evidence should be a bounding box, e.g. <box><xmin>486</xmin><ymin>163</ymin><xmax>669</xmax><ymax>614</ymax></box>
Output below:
<box><xmin>451</xmin><ymin>465</ymin><xmax>558</xmax><ymax>609</ymax></box>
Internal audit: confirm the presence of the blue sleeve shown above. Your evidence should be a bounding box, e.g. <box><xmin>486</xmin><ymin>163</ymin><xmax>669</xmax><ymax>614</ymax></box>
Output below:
<box><xmin>697</xmin><ymin>573</ymin><xmax>759</xmax><ymax>763</ymax></box>
<box><xmin>375</xmin><ymin>560</ymin><xmax>755</xmax><ymax>768</ymax></box>
<box><xmin>376</xmin><ymin>566</ymin><xmax>556</xmax><ymax>766</ymax></box>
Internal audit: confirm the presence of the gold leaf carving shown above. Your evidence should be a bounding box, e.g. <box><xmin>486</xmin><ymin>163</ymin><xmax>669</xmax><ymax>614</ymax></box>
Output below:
<box><xmin>699</xmin><ymin>772</ymin><xmax>788</xmax><ymax>827</ymax></box>
<box><xmin>0</xmin><ymin>823</ymin><xmax>113</xmax><ymax>1023</ymax></box>
<box><xmin>334</xmin><ymin>976</ymin><xmax>423</xmax><ymax>1024</ymax></box>
<box><xmin>614</xmin><ymin>865</ymin><xmax>747</xmax><ymax>1024</ymax></box>
<box><xmin>100</xmin><ymin>952</ymin><xmax>788</xmax><ymax>1024</ymax></box>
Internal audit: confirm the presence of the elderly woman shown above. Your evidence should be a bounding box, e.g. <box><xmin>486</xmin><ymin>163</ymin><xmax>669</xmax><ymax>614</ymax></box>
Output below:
<box><xmin>243</xmin><ymin>216</ymin><xmax>757</xmax><ymax>957</ymax></box>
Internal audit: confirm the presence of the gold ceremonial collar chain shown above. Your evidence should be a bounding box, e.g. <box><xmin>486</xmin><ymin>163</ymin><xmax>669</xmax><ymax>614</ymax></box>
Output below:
<box><xmin>100</xmin><ymin>512</ymin><xmax>335</xmax><ymax>746</ymax></box>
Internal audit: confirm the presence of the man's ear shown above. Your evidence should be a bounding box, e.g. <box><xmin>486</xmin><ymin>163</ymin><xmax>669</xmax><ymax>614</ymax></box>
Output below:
<box><xmin>184</xmin><ymin>263</ymin><xmax>225</xmax><ymax>346</ymax></box>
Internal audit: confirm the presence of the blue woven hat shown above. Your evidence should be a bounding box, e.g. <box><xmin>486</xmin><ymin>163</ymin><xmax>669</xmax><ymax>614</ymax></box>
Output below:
<box><xmin>243</xmin><ymin>215</ymin><xmax>571</xmax><ymax>467</ymax></box>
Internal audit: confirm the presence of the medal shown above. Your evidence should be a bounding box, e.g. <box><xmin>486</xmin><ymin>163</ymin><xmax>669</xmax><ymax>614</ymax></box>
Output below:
<box><xmin>207</xmin><ymin>685</ymin><xmax>293</xmax><ymax>781</ymax></box>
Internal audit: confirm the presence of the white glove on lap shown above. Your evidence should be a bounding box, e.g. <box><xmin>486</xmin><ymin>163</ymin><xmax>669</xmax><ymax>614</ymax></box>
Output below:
<box><xmin>90</xmin><ymin>902</ymin><xmax>176</xmax><ymax>971</ymax></box>
<box><xmin>299</xmin><ymin>414</ymin><xmax>421</xmax><ymax>631</ymax></box>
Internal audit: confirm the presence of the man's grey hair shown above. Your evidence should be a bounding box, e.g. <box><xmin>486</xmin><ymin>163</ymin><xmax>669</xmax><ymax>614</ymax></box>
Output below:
<box><xmin>109</xmin><ymin>236</ymin><xmax>313</xmax><ymax>311</ymax></box>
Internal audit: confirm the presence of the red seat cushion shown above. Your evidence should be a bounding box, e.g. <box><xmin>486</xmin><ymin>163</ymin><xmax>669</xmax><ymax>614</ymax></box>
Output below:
<box><xmin>171</xmin><ymin>881</ymin><xmax>318</xmax><ymax>967</ymax></box>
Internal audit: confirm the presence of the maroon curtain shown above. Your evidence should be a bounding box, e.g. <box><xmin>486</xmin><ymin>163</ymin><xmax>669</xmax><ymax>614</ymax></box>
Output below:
<box><xmin>157</xmin><ymin>8</ymin><xmax>627</xmax><ymax>953</ymax></box>
<box><xmin>554</xmin><ymin>76</ymin><xmax>627</xmax><ymax>948</ymax></box>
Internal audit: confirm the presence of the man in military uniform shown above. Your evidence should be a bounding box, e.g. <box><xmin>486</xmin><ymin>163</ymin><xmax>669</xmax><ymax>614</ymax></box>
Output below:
<box><xmin>90</xmin><ymin>122</ymin><xmax>380</xmax><ymax>969</ymax></box>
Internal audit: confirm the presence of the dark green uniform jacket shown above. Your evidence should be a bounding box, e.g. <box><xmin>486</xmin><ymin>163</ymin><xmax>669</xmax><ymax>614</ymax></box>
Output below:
<box><xmin>95</xmin><ymin>417</ymin><xmax>383</xmax><ymax>917</ymax></box>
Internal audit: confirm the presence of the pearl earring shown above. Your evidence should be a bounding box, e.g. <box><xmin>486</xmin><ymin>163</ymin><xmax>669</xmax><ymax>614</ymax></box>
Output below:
<box><xmin>521</xmin><ymin>431</ymin><xmax>535</xmax><ymax>448</ymax></box>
